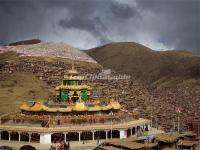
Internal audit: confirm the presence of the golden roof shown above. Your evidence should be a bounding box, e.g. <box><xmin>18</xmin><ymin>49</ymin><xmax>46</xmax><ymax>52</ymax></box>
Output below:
<box><xmin>63</xmin><ymin>76</ymin><xmax>82</xmax><ymax>80</ymax></box>
<box><xmin>73</xmin><ymin>102</ymin><xmax>88</xmax><ymax>111</ymax></box>
<box><xmin>30</xmin><ymin>102</ymin><xmax>47</xmax><ymax>112</ymax></box>
<box><xmin>67</xmin><ymin>69</ymin><xmax>78</xmax><ymax>75</ymax></box>
<box><xmin>88</xmin><ymin>105</ymin><xmax>102</xmax><ymax>111</ymax></box>
<box><xmin>58</xmin><ymin>107</ymin><xmax>73</xmax><ymax>112</ymax></box>
<box><xmin>55</xmin><ymin>85</ymin><xmax>91</xmax><ymax>90</ymax></box>
<box><xmin>93</xmin><ymin>99</ymin><xmax>100</xmax><ymax>104</ymax></box>
<box><xmin>44</xmin><ymin>107</ymin><xmax>58</xmax><ymax>112</ymax></box>
<box><xmin>23</xmin><ymin>102</ymin><xmax>74</xmax><ymax>112</ymax></box>
<box><xmin>20</xmin><ymin>102</ymin><xmax>30</xmax><ymax>111</ymax></box>
<box><xmin>110</xmin><ymin>101</ymin><xmax>121</xmax><ymax>110</ymax></box>
<box><xmin>101</xmin><ymin>104</ymin><xmax>113</xmax><ymax>111</ymax></box>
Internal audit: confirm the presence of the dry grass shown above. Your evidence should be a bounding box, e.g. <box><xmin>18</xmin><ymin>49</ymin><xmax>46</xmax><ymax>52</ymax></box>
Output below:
<box><xmin>0</xmin><ymin>72</ymin><xmax>54</xmax><ymax>114</ymax></box>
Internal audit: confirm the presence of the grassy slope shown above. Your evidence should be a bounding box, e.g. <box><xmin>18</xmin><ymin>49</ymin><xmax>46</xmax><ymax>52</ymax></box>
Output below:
<box><xmin>0</xmin><ymin>72</ymin><xmax>54</xmax><ymax>115</ymax></box>
<box><xmin>86</xmin><ymin>42</ymin><xmax>200</xmax><ymax>87</ymax></box>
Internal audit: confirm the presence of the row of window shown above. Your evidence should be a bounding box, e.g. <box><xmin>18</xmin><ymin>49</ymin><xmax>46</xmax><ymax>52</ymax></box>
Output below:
<box><xmin>63</xmin><ymin>80</ymin><xmax>82</xmax><ymax>86</ymax></box>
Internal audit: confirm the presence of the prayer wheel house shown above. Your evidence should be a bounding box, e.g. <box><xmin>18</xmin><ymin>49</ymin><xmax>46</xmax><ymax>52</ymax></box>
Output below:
<box><xmin>0</xmin><ymin>68</ymin><xmax>152</xmax><ymax>144</ymax></box>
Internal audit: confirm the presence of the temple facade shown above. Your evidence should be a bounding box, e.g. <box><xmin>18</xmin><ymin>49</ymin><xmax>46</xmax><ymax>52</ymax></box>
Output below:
<box><xmin>0</xmin><ymin>68</ymin><xmax>152</xmax><ymax>144</ymax></box>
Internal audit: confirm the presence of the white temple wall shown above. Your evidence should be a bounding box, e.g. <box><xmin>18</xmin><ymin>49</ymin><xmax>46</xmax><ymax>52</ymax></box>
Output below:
<box><xmin>40</xmin><ymin>133</ymin><xmax>51</xmax><ymax>144</ymax></box>
<box><xmin>119</xmin><ymin>130</ymin><xmax>127</xmax><ymax>139</ymax></box>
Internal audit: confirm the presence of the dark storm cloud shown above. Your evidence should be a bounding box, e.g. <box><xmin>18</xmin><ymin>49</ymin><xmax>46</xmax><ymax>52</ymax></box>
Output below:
<box><xmin>59</xmin><ymin>16</ymin><xmax>108</xmax><ymax>44</ymax></box>
<box><xmin>57</xmin><ymin>0</ymin><xmax>137</xmax><ymax>45</ymax></box>
<box><xmin>136</xmin><ymin>0</ymin><xmax>200</xmax><ymax>53</ymax></box>
<box><xmin>0</xmin><ymin>0</ymin><xmax>199</xmax><ymax>52</ymax></box>
<box><xmin>110</xmin><ymin>2</ymin><xmax>140</xmax><ymax>20</ymax></box>
<box><xmin>0</xmin><ymin>0</ymin><xmax>48</xmax><ymax>44</ymax></box>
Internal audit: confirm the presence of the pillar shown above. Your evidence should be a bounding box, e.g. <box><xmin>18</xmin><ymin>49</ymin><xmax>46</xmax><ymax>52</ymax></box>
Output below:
<box><xmin>40</xmin><ymin>133</ymin><xmax>51</xmax><ymax>144</ymax></box>
<box><xmin>110</xmin><ymin>128</ymin><xmax>112</xmax><ymax>139</ymax></box>
<box><xmin>64</xmin><ymin>133</ymin><xmax>67</xmax><ymax>142</ymax></box>
<box><xmin>8</xmin><ymin>131</ymin><xmax>11</xmax><ymax>141</ymax></box>
<box><xmin>139</xmin><ymin>126</ymin><xmax>142</xmax><ymax>135</ymax></box>
<box><xmin>119</xmin><ymin>130</ymin><xmax>127</xmax><ymax>139</ymax></box>
<box><xmin>105</xmin><ymin>130</ymin><xmax>108</xmax><ymax>140</ymax></box>
<box><xmin>130</xmin><ymin>128</ymin><xmax>133</xmax><ymax>136</ymax></box>
<box><xmin>148</xmin><ymin>124</ymin><xmax>151</xmax><ymax>131</ymax></box>
<box><xmin>92</xmin><ymin>131</ymin><xmax>95</xmax><ymax>141</ymax></box>
<box><xmin>78</xmin><ymin>132</ymin><xmax>81</xmax><ymax>142</ymax></box>
<box><xmin>29</xmin><ymin>133</ymin><xmax>31</xmax><ymax>142</ymax></box>
<box><xmin>18</xmin><ymin>132</ymin><xmax>21</xmax><ymax>142</ymax></box>
<box><xmin>135</xmin><ymin>127</ymin><xmax>138</xmax><ymax>136</ymax></box>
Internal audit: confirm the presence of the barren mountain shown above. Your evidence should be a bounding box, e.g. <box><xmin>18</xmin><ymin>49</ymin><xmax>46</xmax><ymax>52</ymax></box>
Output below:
<box><xmin>86</xmin><ymin>42</ymin><xmax>200</xmax><ymax>87</ymax></box>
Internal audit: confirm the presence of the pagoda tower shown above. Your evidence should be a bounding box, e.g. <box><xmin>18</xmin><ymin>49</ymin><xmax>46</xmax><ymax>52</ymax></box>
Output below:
<box><xmin>20</xmin><ymin>66</ymin><xmax>121</xmax><ymax>113</ymax></box>
<box><xmin>55</xmin><ymin>68</ymin><xmax>91</xmax><ymax>103</ymax></box>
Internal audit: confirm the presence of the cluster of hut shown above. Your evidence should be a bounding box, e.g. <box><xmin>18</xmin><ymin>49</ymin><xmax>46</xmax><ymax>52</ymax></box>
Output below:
<box><xmin>95</xmin><ymin>132</ymin><xmax>199</xmax><ymax>150</ymax></box>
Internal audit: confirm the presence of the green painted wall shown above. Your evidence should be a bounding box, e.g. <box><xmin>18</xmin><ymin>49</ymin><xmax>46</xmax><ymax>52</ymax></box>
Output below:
<box><xmin>81</xmin><ymin>90</ymin><xmax>88</xmax><ymax>101</ymax></box>
<box><xmin>78</xmin><ymin>80</ymin><xmax>82</xmax><ymax>85</ymax></box>
<box><xmin>61</xmin><ymin>90</ymin><xmax>68</xmax><ymax>101</ymax></box>
<box><xmin>63</xmin><ymin>80</ymin><xmax>66</xmax><ymax>85</ymax></box>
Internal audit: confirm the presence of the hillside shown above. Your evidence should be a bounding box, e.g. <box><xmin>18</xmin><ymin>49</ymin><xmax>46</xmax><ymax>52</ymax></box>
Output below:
<box><xmin>0</xmin><ymin>72</ymin><xmax>54</xmax><ymax>115</ymax></box>
<box><xmin>0</xmin><ymin>41</ymin><xmax>97</xmax><ymax>63</ymax></box>
<box><xmin>86</xmin><ymin>42</ymin><xmax>200</xmax><ymax>87</ymax></box>
<box><xmin>0</xmin><ymin>41</ymin><xmax>199</xmax><ymax>131</ymax></box>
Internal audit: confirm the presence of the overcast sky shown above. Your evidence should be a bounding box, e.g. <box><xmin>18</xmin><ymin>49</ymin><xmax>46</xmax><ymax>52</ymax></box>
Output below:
<box><xmin>0</xmin><ymin>0</ymin><xmax>199</xmax><ymax>52</ymax></box>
